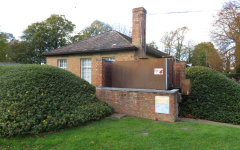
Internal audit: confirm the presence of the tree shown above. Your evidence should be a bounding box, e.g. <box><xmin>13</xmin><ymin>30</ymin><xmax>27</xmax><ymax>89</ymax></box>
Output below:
<box><xmin>192</xmin><ymin>42</ymin><xmax>223</xmax><ymax>72</ymax></box>
<box><xmin>111</xmin><ymin>23</ymin><xmax>132</xmax><ymax>37</ymax></box>
<box><xmin>160</xmin><ymin>30</ymin><xmax>176</xmax><ymax>55</ymax></box>
<box><xmin>6</xmin><ymin>39</ymin><xmax>30</xmax><ymax>63</ymax></box>
<box><xmin>160</xmin><ymin>26</ymin><xmax>189</xmax><ymax>60</ymax></box>
<box><xmin>71</xmin><ymin>20</ymin><xmax>112</xmax><ymax>43</ymax></box>
<box><xmin>211</xmin><ymin>0</ymin><xmax>240</xmax><ymax>72</ymax></box>
<box><xmin>0</xmin><ymin>32</ymin><xmax>14</xmax><ymax>62</ymax></box>
<box><xmin>207</xmin><ymin>48</ymin><xmax>224</xmax><ymax>72</ymax></box>
<box><xmin>146</xmin><ymin>41</ymin><xmax>158</xmax><ymax>49</ymax></box>
<box><xmin>184</xmin><ymin>40</ymin><xmax>195</xmax><ymax>64</ymax></box>
<box><xmin>21</xmin><ymin>14</ymin><xmax>76</xmax><ymax>64</ymax></box>
<box><xmin>174</xmin><ymin>26</ymin><xmax>189</xmax><ymax>60</ymax></box>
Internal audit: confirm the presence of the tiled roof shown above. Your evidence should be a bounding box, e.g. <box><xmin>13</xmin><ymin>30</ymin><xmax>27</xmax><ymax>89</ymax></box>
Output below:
<box><xmin>116</xmin><ymin>32</ymin><xmax>168</xmax><ymax>57</ymax></box>
<box><xmin>42</xmin><ymin>30</ymin><xmax>168</xmax><ymax>57</ymax></box>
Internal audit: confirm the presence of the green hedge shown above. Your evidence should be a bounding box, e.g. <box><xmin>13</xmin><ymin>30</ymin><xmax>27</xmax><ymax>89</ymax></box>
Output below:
<box><xmin>225</xmin><ymin>73</ymin><xmax>240</xmax><ymax>82</ymax></box>
<box><xmin>0</xmin><ymin>65</ymin><xmax>113</xmax><ymax>137</ymax></box>
<box><xmin>180</xmin><ymin>66</ymin><xmax>240</xmax><ymax>124</ymax></box>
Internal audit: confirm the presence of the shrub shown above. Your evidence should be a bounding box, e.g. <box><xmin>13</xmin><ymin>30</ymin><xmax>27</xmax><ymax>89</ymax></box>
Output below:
<box><xmin>0</xmin><ymin>65</ymin><xmax>113</xmax><ymax>137</ymax></box>
<box><xmin>225</xmin><ymin>73</ymin><xmax>240</xmax><ymax>82</ymax></box>
<box><xmin>180</xmin><ymin>66</ymin><xmax>240</xmax><ymax>124</ymax></box>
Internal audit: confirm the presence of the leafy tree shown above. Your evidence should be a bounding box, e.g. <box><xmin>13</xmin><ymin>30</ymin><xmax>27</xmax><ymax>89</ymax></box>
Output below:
<box><xmin>71</xmin><ymin>20</ymin><xmax>112</xmax><ymax>43</ymax></box>
<box><xmin>192</xmin><ymin>42</ymin><xmax>223</xmax><ymax>72</ymax></box>
<box><xmin>207</xmin><ymin>47</ymin><xmax>224</xmax><ymax>72</ymax></box>
<box><xmin>160</xmin><ymin>30</ymin><xmax>176</xmax><ymax>55</ymax></box>
<box><xmin>174</xmin><ymin>26</ymin><xmax>189</xmax><ymax>60</ymax></box>
<box><xmin>0</xmin><ymin>33</ymin><xmax>8</xmax><ymax>62</ymax></box>
<box><xmin>160</xmin><ymin>26</ymin><xmax>189</xmax><ymax>60</ymax></box>
<box><xmin>6</xmin><ymin>39</ymin><xmax>30</xmax><ymax>63</ymax></box>
<box><xmin>211</xmin><ymin>0</ymin><xmax>240</xmax><ymax>72</ymax></box>
<box><xmin>21</xmin><ymin>14</ymin><xmax>76</xmax><ymax>64</ymax></box>
<box><xmin>0</xmin><ymin>32</ymin><xmax>14</xmax><ymax>62</ymax></box>
<box><xmin>146</xmin><ymin>41</ymin><xmax>158</xmax><ymax>49</ymax></box>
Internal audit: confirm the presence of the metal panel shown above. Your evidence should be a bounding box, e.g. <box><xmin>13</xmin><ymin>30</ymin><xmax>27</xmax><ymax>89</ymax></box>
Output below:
<box><xmin>112</xmin><ymin>58</ymin><xmax>173</xmax><ymax>90</ymax></box>
<box><xmin>181</xmin><ymin>79</ymin><xmax>191</xmax><ymax>95</ymax></box>
<box><xmin>165</xmin><ymin>58</ymin><xmax>167</xmax><ymax>90</ymax></box>
<box><xmin>167</xmin><ymin>59</ymin><xmax>173</xmax><ymax>89</ymax></box>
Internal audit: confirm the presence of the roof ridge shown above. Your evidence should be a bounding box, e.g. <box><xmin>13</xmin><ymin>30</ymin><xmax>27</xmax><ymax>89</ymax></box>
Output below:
<box><xmin>112</xmin><ymin>30</ymin><xmax>135</xmax><ymax>47</ymax></box>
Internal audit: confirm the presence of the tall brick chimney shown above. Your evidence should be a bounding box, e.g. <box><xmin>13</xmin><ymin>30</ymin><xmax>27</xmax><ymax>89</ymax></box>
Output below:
<box><xmin>132</xmin><ymin>7</ymin><xmax>147</xmax><ymax>58</ymax></box>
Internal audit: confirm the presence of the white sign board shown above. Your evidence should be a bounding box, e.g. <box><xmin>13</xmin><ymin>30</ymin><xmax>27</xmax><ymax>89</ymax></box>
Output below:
<box><xmin>155</xmin><ymin>96</ymin><xmax>169</xmax><ymax>114</ymax></box>
<box><xmin>154</xmin><ymin>68</ymin><xmax>163</xmax><ymax>75</ymax></box>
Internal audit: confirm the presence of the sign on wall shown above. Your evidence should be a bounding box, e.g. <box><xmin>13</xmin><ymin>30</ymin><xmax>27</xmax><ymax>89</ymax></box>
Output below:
<box><xmin>155</xmin><ymin>96</ymin><xmax>169</xmax><ymax>114</ymax></box>
<box><xmin>154</xmin><ymin>68</ymin><xmax>163</xmax><ymax>75</ymax></box>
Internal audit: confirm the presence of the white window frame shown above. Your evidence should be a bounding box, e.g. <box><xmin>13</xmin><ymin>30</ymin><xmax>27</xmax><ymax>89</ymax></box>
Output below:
<box><xmin>81</xmin><ymin>58</ymin><xmax>91</xmax><ymax>83</ymax></box>
<box><xmin>103</xmin><ymin>57</ymin><xmax>115</xmax><ymax>61</ymax></box>
<box><xmin>58</xmin><ymin>59</ymin><xmax>67</xmax><ymax>70</ymax></box>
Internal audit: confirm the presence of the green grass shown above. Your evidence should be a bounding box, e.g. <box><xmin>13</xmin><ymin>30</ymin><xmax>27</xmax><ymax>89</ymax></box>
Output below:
<box><xmin>1</xmin><ymin>117</ymin><xmax>240</xmax><ymax>150</ymax></box>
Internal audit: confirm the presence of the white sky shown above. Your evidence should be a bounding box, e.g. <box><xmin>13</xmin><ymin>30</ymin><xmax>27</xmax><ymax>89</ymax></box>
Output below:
<box><xmin>0</xmin><ymin>0</ymin><xmax>228</xmax><ymax>49</ymax></box>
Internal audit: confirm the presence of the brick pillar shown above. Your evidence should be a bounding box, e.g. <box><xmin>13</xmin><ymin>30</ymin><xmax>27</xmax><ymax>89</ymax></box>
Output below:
<box><xmin>173</xmin><ymin>61</ymin><xmax>186</xmax><ymax>87</ymax></box>
<box><xmin>102</xmin><ymin>60</ymin><xmax>112</xmax><ymax>87</ymax></box>
<box><xmin>132</xmin><ymin>7</ymin><xmax>147</xmax><ymax>58</ymax></box>
<box><xmin>96</xmin><ymin>59</ymin><xmax>103</xmax><ymax>87</ymax></box>
<box><xmin>96</xmin><ymin>59</ymin><xmax>112</xmax><ymax>87</ymax></box>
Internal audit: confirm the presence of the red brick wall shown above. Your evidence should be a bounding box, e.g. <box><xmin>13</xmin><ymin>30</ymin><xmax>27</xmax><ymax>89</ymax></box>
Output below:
<box><xmin>102</xmin><ymin>60</ymin><xmax>112</xmax><ymax>87</ymax></box>
<box><xmin>96</xmin><ymin>59</ymin><xmax>112</xmax><ymax>87</ymax></box>
<box><xmin>96</xmin><ymin>59</ymin><xmax>103</xmax><ymax>87</ymax></box>
<box><xmin>173</xmin><ymin>61</ymin><xmax>186</xmax><ymax>87</ymax></box>
<box><xmin>46</xmin><ymin>50</ymin><xmax>135</xmax><ymax>87</ymax></box>
<box><xmin>96</xmin><ymin>89</ymin><xmax>179</xmax><ymax>122</ymax></box>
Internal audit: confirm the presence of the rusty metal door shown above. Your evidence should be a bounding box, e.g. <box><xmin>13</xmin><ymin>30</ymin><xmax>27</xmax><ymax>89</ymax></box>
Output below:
<box><xmin>112</xmin><ymin>58</ymin><xmax>172</xmax><ymax>90</ymax></box>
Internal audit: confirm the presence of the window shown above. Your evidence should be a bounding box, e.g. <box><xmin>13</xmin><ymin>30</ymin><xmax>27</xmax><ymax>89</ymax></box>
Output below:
<box><xmin>81</xmin><ymin>58</ymin><xmax>91</xmax><ymax>83</ymax></box>
<box><xmin>58</xmin><ymin>60</ymin><xmax>67</xmax><ymax>70</ymax></box>
<box><xmin>103</xmin><ymin>57</ymin><xmax>115</xmax><ymax>61</ymax></box>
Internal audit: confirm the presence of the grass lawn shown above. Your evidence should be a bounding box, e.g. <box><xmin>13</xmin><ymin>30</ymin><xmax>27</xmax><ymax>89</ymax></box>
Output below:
<box><xmin>0</xmin><ymin>117</ymin><xmax>240</xmax><ymax>150</ymax></box>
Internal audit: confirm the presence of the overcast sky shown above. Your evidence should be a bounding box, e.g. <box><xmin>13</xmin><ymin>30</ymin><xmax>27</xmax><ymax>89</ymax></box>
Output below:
<box><xmin>0</xmin><ymin>0</ymin><xmax>228</xmax><ymax>49</ymax></box>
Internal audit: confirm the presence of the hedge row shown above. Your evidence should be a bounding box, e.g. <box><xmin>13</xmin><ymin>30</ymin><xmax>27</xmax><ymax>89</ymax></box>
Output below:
<box><xmin>225</xmin><ymin>73</ymin><xmax>240</xmax><ymax>82</ymax></box>
<box><xmin>0</xmin><ymin>65</ymin><xmax>113</xmax><ymax>137</ymax></box>
<box><xmin>180</xmin><ymin>66</ymin><xmax>240</xmax><ymax>124</ymax></box>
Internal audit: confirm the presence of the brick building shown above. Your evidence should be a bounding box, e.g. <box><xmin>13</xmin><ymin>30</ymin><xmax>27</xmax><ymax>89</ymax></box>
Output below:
<box><xmin>42</xmin><ymin>7</ymin><xmax>186</xmax><ymax>122</ymax></box>
<box><xmin>42</xmin><ymin>7</ymin><xmax>168</xmax><ymax>86</ymax></box>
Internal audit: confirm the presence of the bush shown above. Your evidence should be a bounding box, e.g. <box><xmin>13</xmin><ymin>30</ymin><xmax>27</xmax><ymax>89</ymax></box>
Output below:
<box><xmin>180</xmin><ymin>66</ymin><xmax>240</xmax><ymax>124</ymax></box>
<box><xmin>225</xmin><ymin>73</ymin><xmax>240</xmax><ymax>82</ymax></box>
<box><xmin>0</xmin><ymin>65</ymin><xmax>113</xmax><ymax>137</ymax></box>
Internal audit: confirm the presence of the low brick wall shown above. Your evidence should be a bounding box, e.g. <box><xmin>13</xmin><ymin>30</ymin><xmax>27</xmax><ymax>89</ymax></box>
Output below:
<box><xmin>96</xmin><ymin>87</ymin><xmax>179</xmax><ymax>122</ymax></box>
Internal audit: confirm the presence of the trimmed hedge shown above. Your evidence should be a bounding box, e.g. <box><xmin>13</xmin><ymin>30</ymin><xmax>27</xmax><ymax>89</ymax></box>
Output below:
<box><xmin>225</xmin><ymin>73</ymin><xmax>240</xmax><ymax>82</ymax></box>
<box><xmin>0</xmin><ymin>65</ymin><xmax>113</xmax><ymax>137</ymax></box>
<box><xmin>180</xmin><ymin>66</ymin><xmax>240</xmax><ymax>124</ymax></box>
